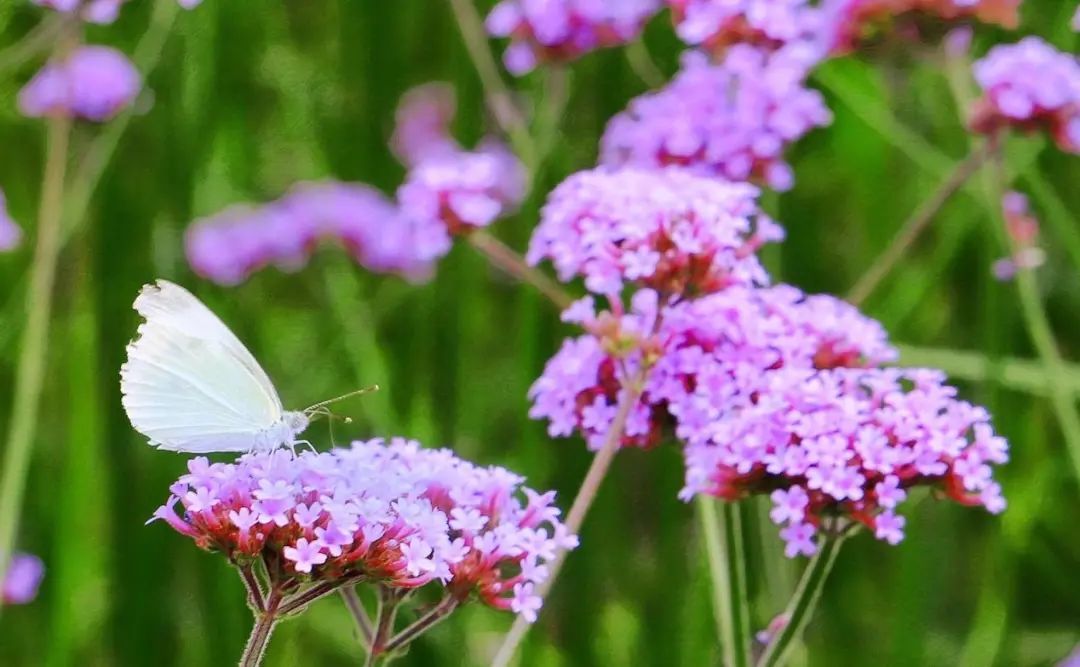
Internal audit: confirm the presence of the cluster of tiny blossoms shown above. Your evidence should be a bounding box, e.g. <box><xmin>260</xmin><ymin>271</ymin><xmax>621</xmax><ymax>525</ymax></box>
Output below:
<box><xmin>0</xmin><ymin>189</ymin><xmax>20</xmax><ymax>252</ymax></box>
<box><xmin>2</xmin><ymin>553</ymin><xmax>44</xmax><ymax>606</ymax></box>
<box><xmin>32</xmin><ymin>0</ymin><xmax>201</xmax><ymax>24</ymax></box>
<box><xmin>971</xmin><ymin>37</ymin><xmax>1080</xmax><ymax>155</ymax></box>
<box><xmin>682</xmin><ymin>367</ymin><xmax>1008</xmax><ymax>555</ymax></box>
<box><xmin>601</xmin><ymin>47</ymin><xmax>831</xmax><ymax>191</ymax></box>
<box><xmin>18</xmin><ymin>46</ymin><xmax>141</xmax><ymax>122</ymax></box>
<box><xmin>667</xmin><ymin>0</ymin><xmax>824</xmax><ymax>54</ymax></box>
<box><xmin>485</xmin><ymin>0</ymin><xmax>662</xmax><ymax>75</ymax></box>
<box><xmin>527</xmin><ymin>166</ymin><xmax>783</xmax><ymax>296</ymax></box>
<box><xmin>529</xmin><ymin>285</ymin><xmax>896</xmax><ymax>451</ymax></box>
<box><xmin>152</xmin><ymin>438</ymin><xmax>576</xmax><ymax>622</ymax></box>
<box><xmin>820</xmin><ymin>0</ymin><xmax>1020</xmax><ymax>54</ymax></box>
<box><xmin>186</xmin><ymin>84</ymin><xmax>525</xmax><ymax>285</ymax></box>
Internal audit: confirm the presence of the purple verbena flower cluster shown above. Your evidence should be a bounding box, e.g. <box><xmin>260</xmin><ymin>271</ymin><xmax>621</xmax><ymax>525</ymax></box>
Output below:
<box><xmin>152</xmin><ymin>438</ymin><xmax>576</xmax><ymax>622</ymax></box>
<box><xmin>682</xmin><ymin>366</ymin><xmax>1007</xmax><ymax>555</ymax></box>
<box><xmin>971</xmin><ymin>37</ymin><xmax>1080</xmax><ymax>154</ymax></box>
<box><xmin>2</xmin><ymin>553</ymin><xmax>44</xmax><ymax>605</ymax></box>
<box><xmin>32</xmin><ymin>0</ymin><xmax>201</xmax><ymax>22</ymax></box>
<box><xmin>486</xmin><ymin>0</ymin><xmax>662</xmax><ymax>75</ymax></box>
<box><xmin>600</xmin><ymin>48</ymin><xmax>831</xmax><ymax>191</ymax></box>
<box><xmin>0</xmin><ymin>189</ymin><xmax>20</xmax><ymax>252</ymax></box>
<box><xmin>667</xmin><ymin>0</ymin><xmax>823</xmax><ymax>54</ymax></box>
<box><xmin>18</xmin><ymin>46</ymin><xmax>141</xmax><ymax>122</ymax></box>
<box><xmin>185</xmin><ymin>84</ymin><xmax>525</xmax><ymax>285</ymax></box>
<box><xmin>528</xmin><ymin>166</ymin><xmax>783</xmax><ymax>296</ymax></box>
<box><xmin>992</xmin><ymin>190</ymin><xmax>1044</xmax><ymax>281</ymax></box>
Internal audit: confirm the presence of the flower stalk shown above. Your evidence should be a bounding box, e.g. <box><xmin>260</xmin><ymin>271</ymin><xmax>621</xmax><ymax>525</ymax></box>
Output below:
<box><xmin>467</xmin><ymin>230</ymin><xmax>574</xmax><ymax>310</ymax></box>
<box><xmin>699</xmin><ymin>498</ymin><xmax>752</xmax><ymax>667</ymax></box>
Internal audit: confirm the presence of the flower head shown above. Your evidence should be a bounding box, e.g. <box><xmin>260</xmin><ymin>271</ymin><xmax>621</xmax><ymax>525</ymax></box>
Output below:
<box><xmin>528</xmin><ymin>166</ymin><xmax>781</xmax><ymax>296</ymax></box>
<box><xmin>153</xmin><ymin>438</ymin><xmax>575</xmax><ymax>620</ymax></box>
<box><xmin>2</xmin><ymin>553</ymin><xmax>44</xmax><ymax>605</ymax></box>
<box><xmin>601</xmin><ymin>47</ymin><xmax>831</xmax><ymax>191</ymax></box>
<box><xmin>971</xmin><ymin>37</ymin><xmax>1080</xmax><ymax>154</ymax></box>
<box><xmin>18</xmin><ymin>46</ymin><xmax>141</xmax><ymax>122</ymax></box>
<box><xmin>486</xmin><ymin>0</ymin><xmax>662</xmax><ymax>75</ymax></box>
<box><xmin>391</xmin><ymin>83</ymin><xmax>459</xmax><ymax>168</ymax></box>
<box><xmin>668</xmin><ymin>0</ymin><xmax>824</xmax><ymax>54</ymax></box>
<box><xmin>0</xmin><ymin>190</ymin><xmax>21</xmax><ymax>252</ymax></box>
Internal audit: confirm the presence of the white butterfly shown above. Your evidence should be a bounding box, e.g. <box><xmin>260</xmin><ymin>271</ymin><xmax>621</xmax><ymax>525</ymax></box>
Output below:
<box><xmin>120</xmin><ymin>279</ymin><xmax>311</xmax><ymax>453</ymax></box>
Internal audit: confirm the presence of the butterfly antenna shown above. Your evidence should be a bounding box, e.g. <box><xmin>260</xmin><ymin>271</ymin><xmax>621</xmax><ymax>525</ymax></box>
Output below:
<box><xmin>303</xmin><ymin>385</ymin><xmax>380</xmax><ymax>414</ymax></box>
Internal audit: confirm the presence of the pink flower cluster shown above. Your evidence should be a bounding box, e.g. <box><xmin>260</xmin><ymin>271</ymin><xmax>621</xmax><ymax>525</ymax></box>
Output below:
<box><xmin>821</xmin><ymin>0</ymin><xmax>1020</xmax><ymax>55</ymax></box>
<box><xmin>2</xmin><ymin>553</ymin><xmax>44</xmax><ymax>605</ymax></box>
<box><xmin>527</xmin><ymin>167</ymin><xmax>783</xmax><ymax>296</ymax></box>
<box><xmin>667</xmin><ymin>0</ymin><xmax>824</xmax><ymax>54</ymax></box>
<box><xmin>18</xmin><ymin>46</ymin><xmax>141</xmax><ymax>122</ymax></box>
<box><xmin>486</xmin><ymin>0</ymin><xmax>662</xmax><ymax>75</ymax></box>
<box><xmin>529</xmin><ymin>285</ymin><xmax>896</xmax><ymax>451</ymax></box>
<box><xmin>682</xmin><ymin>367</ymin><xmax>1008</xmax><ymax>555</ymax></box>
<box><xmin>186</xmin><ymin>182</ymin><xmax>439</xmax><ymax>285</ymax></box>
<box><xmin>0</xmin><ymin>189</ymin><xmax>20</xmax><ymax>252</ymax></box>
<box><xmin>600</xmin><ymin>48</ymin><xmax>831</xmax><ymax>191</ymax></box>
<box><xmin>152</xmin><ymin>438</ymin><xmax>576</xmax><ymax>622</ymax></box>
<box><xmin>971</xmin><ymin>37</ymin><xmax>1080</xmax><ymax>154</ymax></box>
<box><xmin>32</xmin><ymin>0</ymin><xmax>201</xmax><ymax>22</ymax></box>
<box><xmin>185</xmin><ymin>84</ymin><xmax>525</xmax><ymax>285</ymax></box>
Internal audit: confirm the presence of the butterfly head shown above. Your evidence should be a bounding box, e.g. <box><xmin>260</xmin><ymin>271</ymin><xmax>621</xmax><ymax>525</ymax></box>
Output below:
<box><xmin>283</xmin><ymin>411</ymin><xmax>310</xmax><ymax>437</ymax></box>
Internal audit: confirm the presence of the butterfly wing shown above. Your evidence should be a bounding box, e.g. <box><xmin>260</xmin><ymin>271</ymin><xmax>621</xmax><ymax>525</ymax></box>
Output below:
<box><xmin>120</xmin><ymin>280</ymin><xmax>287</xmax><ymax>452</ymax></box>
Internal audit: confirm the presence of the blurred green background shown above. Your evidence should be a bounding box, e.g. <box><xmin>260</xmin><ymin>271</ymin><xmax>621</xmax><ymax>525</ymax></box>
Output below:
<box><xmin>1</xmin><ymin>1</ymin><xmax>1079</xmax><ymax>665</ymax></box>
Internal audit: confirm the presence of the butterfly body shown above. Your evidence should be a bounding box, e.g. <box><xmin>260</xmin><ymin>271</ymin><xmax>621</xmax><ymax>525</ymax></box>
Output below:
<box><xmin>120</xmin><ymin>279</ymin><xmax>307</xmax><ymax>453</ymax></box>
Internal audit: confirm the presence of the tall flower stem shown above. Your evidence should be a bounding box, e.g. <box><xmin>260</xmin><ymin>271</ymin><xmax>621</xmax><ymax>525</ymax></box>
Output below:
<box><xmin>239</xmin><ymin>589</ymin><xmax>283</xmax><ymax>667</ymax></box>
<box><xmin>491</xmin><ymin>369</ymin><xmax>648</xmax><ymax>667</ymax></box>
<box><xmin>0</xmin><ymin>35</ymin><xmax>76</xmax><ymax>590</ymax></box>
<box><xmin>365</xmin><ymin>587</ymin><xmax>403</xmax><ymax>667</ymax></box>
<box><xmin>847</xmin><ymin>141</ymin><xmax>993</xmax><ymax>305</ymax></box>
<box><xmin>382</xmin><ymin>596</ymin><xmax>460</xmax><ymax>654</ymax></box>
<box><xmin>467</xmin><ymin>230</ymin><xmax>574</xmax><ymax>310</ymax></box>
<box><xmin>340</xmin><ymin>586</ymin><xmax>374</xmax><ymax>649</ymax></box>
<box><xmin>756</xmin><ymin>532</ymin><xmax>846</xmax><ymax>667</ymax></box>
<box><xmin>698</xmin><ymin>498</ymin><xmax>752</xmax><ymax>667</ymax></box>
<box><xmin>446</xmin><ymin>0</ymin><xmax>536</xmax><ymax>167</ymax></box>
<box><xmin>0</xmin><ymin>16</ymin><xmax>62</xmax><ymax>77</ymax></box>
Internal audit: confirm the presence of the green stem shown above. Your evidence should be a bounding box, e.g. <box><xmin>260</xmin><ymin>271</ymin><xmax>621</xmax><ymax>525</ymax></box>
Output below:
<box><xmin>699</xmin><ymin>498</ymin><xmax>752</xmax><ymax>667</ymax></box>
<box><xmin>467</xmin><ymin>230</ymin><xmax>574</xmax><ymax>310</ymax></box>
<box><xmin>624</xmin><ymin>39</ymin><xmax>665</xmax><ymax>88</ymax></box>
<box><xmin>0</xmin><ymin>97</ymin><xmax>74</xmax><ymax>593</ymax></box>
<box><xmin>896</xmin><ymin>343</ymin><xmax>1080</xmax><ymax>397</ymax></box>
<box><xmin>756</xmin><ymin>533</ymin><xmax>846</xmax><ymax>667</ymax></box>
<box><xmin>340</xmin><ymin>586</ymin><xmax>374</xmax><ymax>649</ymax></box>
<box><xmin>238</xmin><ymin>589</ymin><xmax>282</xmax><ymax>667</ymax></box>
<box><xmin>0</xmin><ymin>16</ymin><xmax>63</xmax><ymax>77</ymax></box>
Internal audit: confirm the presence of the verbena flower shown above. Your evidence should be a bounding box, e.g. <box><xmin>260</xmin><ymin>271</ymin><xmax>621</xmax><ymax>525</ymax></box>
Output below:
<box><xmin>527</xmin><ymin>166</ymin><xmax>782</xmax><ymax>297</ymax></box>
<box><xmin>486</xmin><ymin>0</ymin><xmax>662</xmax><ymax>75</ymax></box>
<box><xmin>682</xmin><ymin>367</ymin><xmax>1008</xmax><ymax>556</ymax></box>
<box><xmin>529</xmin><ymin>286</ymin><xmax>896</xmax><ymax>450</ymax></box>
<box><xmin>2</xmin><ymin>553</ymin><xmax>44</xmax><ymax>605</ymax></box>
<box><xmin>390</xmin><ymin>83</ymin><xmax>459</xmax><ymax>168</ymax></box>
<box><xmin>151</xmin><ymin>438</ymin><xmax>576</xmax><ymax>621</ymax></box>
<box><xmin>667</xmin><ymin>0</ymin><xmax>824</xmax><ymax>54</ymax></box>
<box><xmin>991</xmin><ymin>190</ymin><xmax>1044</xmax><ymax>281</ymax></box>
<box><xmin>397</xmin><ymin>142</ymin><xmax>526</xmax><ymax>237</ymax></box>
<box><xmin>0</xmin><ymin>189</ymin><xmax>20</xmax><ymax>252</ymax></box>
<box><xmin>971</xmin><ymin>37</ymin><xmax>1080</xmax><ymax>154</ymax></box>
<box><xmin>820</xmin><ymin>0</ymin><xmax>1020</xmax><ymax>55</ymax></box>
<box><xmin>18</xmin><ymin>46</ymin><xmax>141</xmax><ymax>122</ymax></box>
<box><xmin>32</xmin><ymin>0</ymin><xmax>125</xmax><ymax>24</ymax></box>
<box><xmin>600</xmin><ymin>47</ymin><xmax>831</xmax><ymax>191</ymax></box>
<box><xmin>185</xmin><ymin>182</ymin><xmax>437</xmax><ymax>285</ymax></box>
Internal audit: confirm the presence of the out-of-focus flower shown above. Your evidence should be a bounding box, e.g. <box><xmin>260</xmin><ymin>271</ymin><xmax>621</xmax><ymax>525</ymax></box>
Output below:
<box><xmin>682</xmin><ymin>366</ymin><xmax>1008</xmax><ymax>556</ymax></box>
<box><xmin>754</xmin><ymin>612</ymin><xmax>791</xmax><ymax>645</ymax></box>
<box><xmin>971</xmin><ymin>37</ymin><xmax>1080</xmax><ymax>154</ymax></box>
<box><xmin>601</xmin><ymin>47</ymin><xmax>831</xmax><ymax>191</ymax></box>
<box><xmin>391</xmin><ymin>83</ymin><xmax>459</xmax><ymax>168</ymax></box>
<box><xmin>1073</xmin><ymin>4</ymin><xmax>1080</xmax><ymax>32</ymax></box>
<box><xmin>528</xmin><ymin>167</ymin><xmax>782</xmax><ymax>297</ymax></box>
<box><xmin>397</xmin><ymin>142</ymin><xmax>526</xmax><ymax>237</ymax></box>
<box><xmin>0</xmin><ymin>189</ymin><xmax>21</xmax><ymax>252</ymax></box>
<box><xmin>529</xmin><ymin>285</ymin><xmax>896</xmax><ymax>450</ymax></box>
<box><xmin>2</xmin><ymin>553</ymin><xmax>44</xmax><ymax>605</ymax></box>
<box><xmin>667</xmin><ymin>0</ymin><xmax>824</xmax><ymax>54</ymax></box>
<box><xmin>486</xmin><ymin>0</ymin><xmax>662</xmax><ymax>75</ymax></box>
<box><xmin>991</xmin><ymin>190</ymin><xmax>1044</xmax><ymax>281</ymax></box>
<box><xmin>32</xmin><ymin>0</ymin><xmax>125</xmax><ymax>24</ymax></box>
<box><xmin>186</xmin><ymin>182</ymin><xmax>438</xmax><ymax>285</ymax></box>
<box><xmin>820</xmin><ymin>0</ymin><xmax>1020</xmax><ymax>55</ymax></box>
<box><xmin>1059</xmin><ymin>644</ymin><xmax>1080</xmax><ymax>667</ymax></box>
<box><xmin>18</xmin><ymin>46</ymin><xmax>141</xmax><ymax>122</ymax></box>
<box><xmin>153</xmin><ymin>438</ymin><xmax>576</xmax><ymax>621</ymax></box>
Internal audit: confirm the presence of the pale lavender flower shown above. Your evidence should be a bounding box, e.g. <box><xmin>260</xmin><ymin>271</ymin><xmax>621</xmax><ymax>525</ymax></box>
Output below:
<box><xmin>18</xmin><ymin>46</ymin><xmax>141</xmax><ymax>122</ymax></box>
<box><xmin>528</xmin><ymin>166</ymin><xmax>781</xmax><ymax>296</ymax></box>
<box><xmin>391</xmin><ymin>83</ymin><xmax>458</xmax><ymax>168</ymax></box>
<box><xmin>601</xmin><ymin>47</ymin><xmax>831</xmax><ymax>191</ymax></box>
<box><xmin>486</xmin><ymin>0</ymin><xmax>662</xmax><ymax>75</ymax></box>
<box><xmin>779</xmin><ymin>522</ymin><xmax>817</xmax><ymax>557</ymax></box>
<box><xmin>152</xmin><ymin>438</ymin><xmax>575</xmax><ymax>620</ymax></box>
<box><xmin>0</xmin><ymin>190</ymin><xmax>21</xmax><ymax>251</ymax></box>
<box><xmin>971</xmin><ymin>37</ymin><xmax>1080</xmax><ymax>154</ymax></box>
<box><xmin>667</xmin><ymin>0</ymin><xmax>824</xmax><ymax>53</ymax></box>
<box><xmin>2</xmin><ymin>553</ymin><xmax>44</xmax><ymax>605</ymax></box>
<box><xmin>32</xmin><ymin>0</ymin><xmax>126</xmax><ymax>24</ymax></box>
